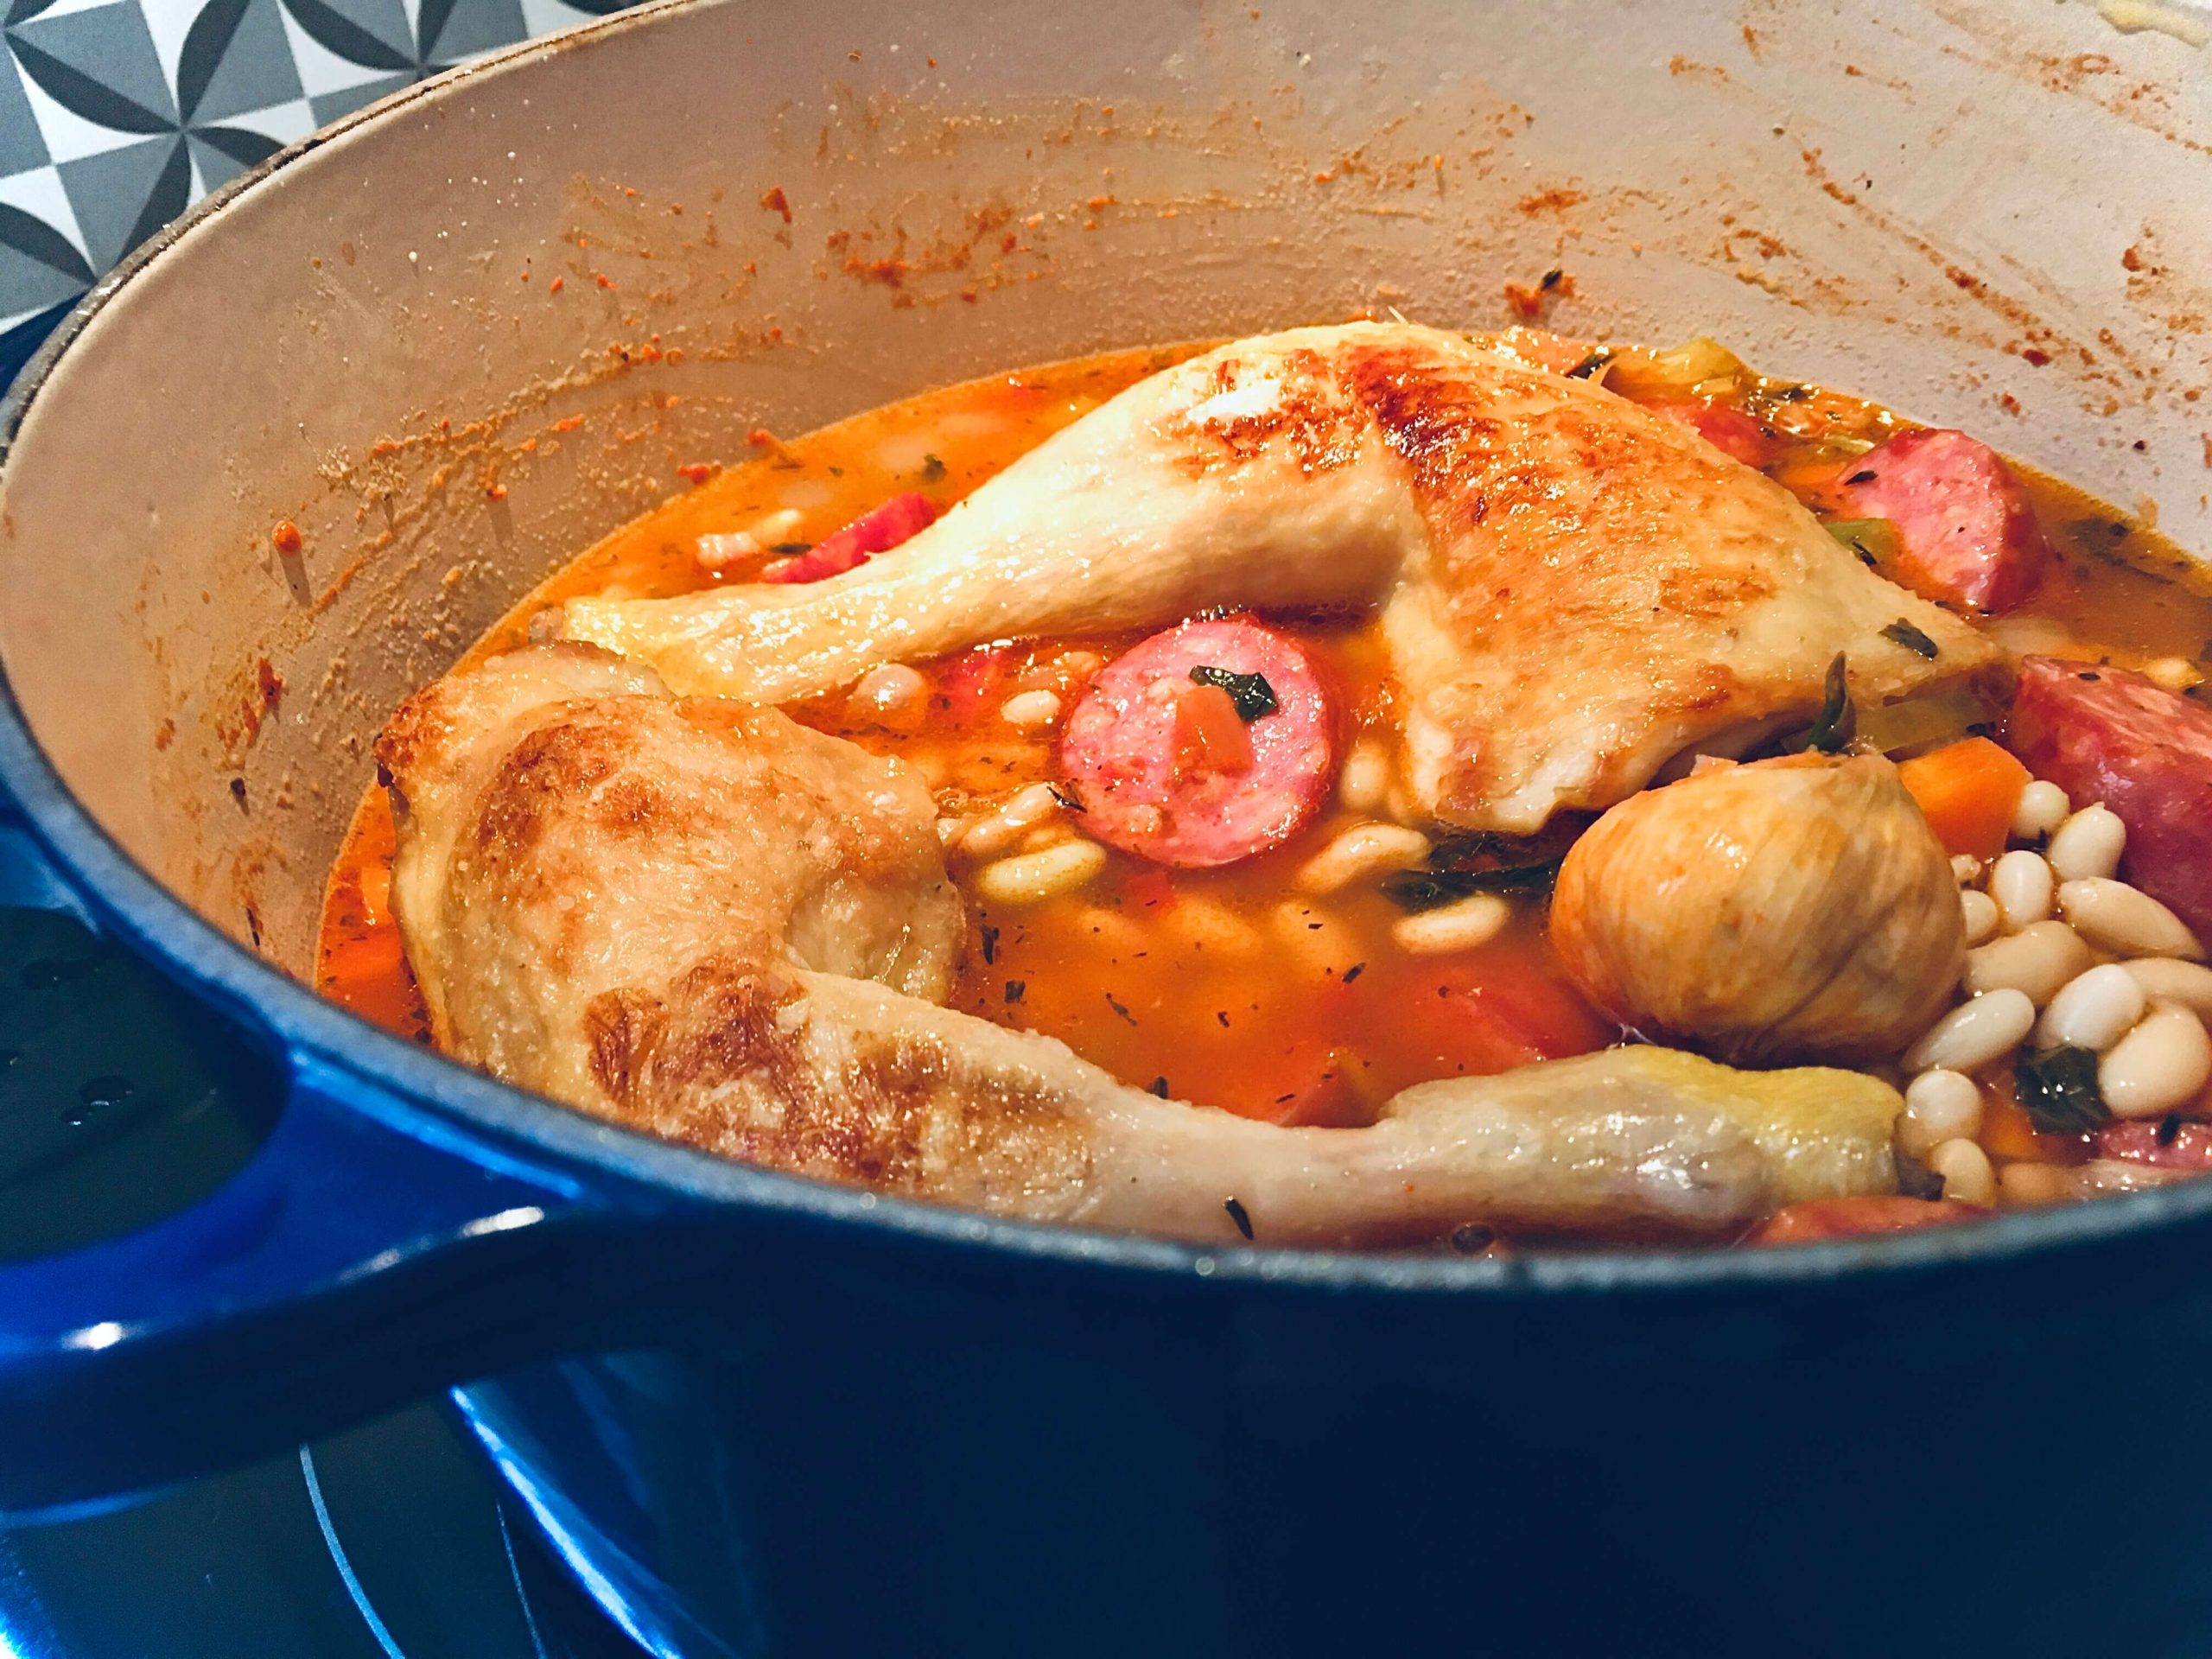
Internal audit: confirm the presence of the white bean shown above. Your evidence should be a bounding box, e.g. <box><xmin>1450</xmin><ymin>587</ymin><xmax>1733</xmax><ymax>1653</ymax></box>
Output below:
<box><xmin>999</xmin><ymin>689</ymin><xmax>1064</xmax><ymax>728</ymax></box>
<box><xmin>973</xmin><ymin>838</ymin><xmax>1107</xmax><ymax>905</ymax></box>
<box><xmin>1391</xmin><ymin>893</ymin><xmax>1513</xmax><ymax>955</ymax></box>
<box><xmin>2011</xmin><ymin>779</ymin><xmax>2072</xmax><ymax>842</ymax></box>
<box><xmin>1897</xmin><ymin>1069</ymin><xmax>1984</xmax><ymax>1159</ymax></box>
<box><xmin>1959</xmin><ymin>889</ymin><xmax>2000</xmax><ymax>947</ymax></box>
<box><xmin>1172</xmin><ymin>895</ymin><xmax>1263</xmax><ymax>956</ymax></box>
<box><xmin>2046</xmin><ymin>804</ymin><xmax>2126</xmax><ymax>883</ymax></box>
<box><xmin>1338</xmin><ymin>740</ymin><xmax>1392</xmax><ymax>814</ymax></box>
<box><xmin>2120</xmin><ymin>958</ymin><xmax>2212</xmax><ymax>1020</ymax></box>
<box><xmin>1952</xmin><ymin>854</ymin><xmax>1986</xmax><ymax>887</ymax></box>
<box><xmin>1961</xmin><ymin>921</ymin><xmax>2094</xmax><ymax>1007</ymax></box>
<box><xmin>2098</xmin><ymin>1001</ymin><xmax>2212</xmax><ymax>1118</ymax></box>
<box><xmin>2145</xmin><ymin>656</ymin><xmax>2202</xmax><ymax>694</ymax></box>
<box><xmin>848</xmin><ymin>663</ymin><xmax>929</xmax><ymax>731</ymax></box>
<box><xmin>1927</xmin><ymin>1138</ymin><xmax>1997</xmax><ymax>1206</ymax></box>
<box><xmin>1989</xmin><ymin>849</ymin><xmax>2055</xmax><ymax>929</ymax></box>
<box><xmin>956</xmin><ymin>782</ymin><xmax>1064</xmax><ymax>860</ymax></box>
<box><xmin>1903</xmin><ymin>988</ymin><xmax>2037</xmax><ymax>1073</ymax></box>
<box><xmin>1294</xmin><ymin>822</ymin><xmax>1430</xmax><ymax>894</ymax></box>
<box><xmin>2057</xmin><ymin>878</ymin><xmax>2205</xmax><ymax>961</ymax></box>
<box><xmin>2035</xmin><ymin>963</ymin><xmax>2147</xmax><ymax>1053</ymax></box>
<box><xmin>1999</xmin><ymin>1160</ymin><xmax>2074</xmax><ymax>1206</ymax></box>
<box><xmin>1270</xmin><ymin>900</ymin><xmax>1356</xmax><ymax>976</ymax></box>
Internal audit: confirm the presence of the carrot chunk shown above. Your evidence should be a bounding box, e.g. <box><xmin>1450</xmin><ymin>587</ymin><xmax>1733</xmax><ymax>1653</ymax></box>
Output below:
<box><xmin>1896</xmin><ymin>736</ymin><xmax>2031</xmax><ymax>861</ymax></box>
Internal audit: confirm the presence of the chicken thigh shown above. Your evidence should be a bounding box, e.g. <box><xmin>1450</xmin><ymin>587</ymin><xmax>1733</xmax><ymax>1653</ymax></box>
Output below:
<box><xmin>558</xmin><ymin>321</ymin><xmax>2000</xmax><ymax>833</ymax></box>
<box><xmin>378</xmin><ymin>646</ymin><xmax>1902</xmax><ymax>1247</ymax></box>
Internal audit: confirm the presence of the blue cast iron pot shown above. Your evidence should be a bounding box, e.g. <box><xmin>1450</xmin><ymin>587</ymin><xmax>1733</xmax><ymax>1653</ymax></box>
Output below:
<box><xmin>1</xmin><ymin>1</ymin><xmax>2209</xmax><ymax>1652</ymax></box>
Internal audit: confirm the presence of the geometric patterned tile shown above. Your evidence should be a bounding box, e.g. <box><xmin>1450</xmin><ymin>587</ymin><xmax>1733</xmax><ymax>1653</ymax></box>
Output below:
<box><xmin>0</xmin><ymin>0</ymin><xmax>639</xmax><ymax>388</ymax></box>
<box><xmin>0</xmin><ymin>162</ymin><xmax>90</xmax><ymax>322</ymax></box>
<box><xmin>0</xmin><ymin>156</ymin><xmax>86</xmax><ymax>257</ymax></box>
<box><xmin>420</xmin><ymin>0</ymin><xmax>522</xmax><ymax>67</ymax></box>
<box><xmin>57</xmin><ymin>129</ymin><xmax>182</xmax><ymax>267</ymax></box>
<box><xmin>11</xmin><ymin>4</ymin><xmax>177</xmax><ymax>133</ymax></box>
<box><xmin>302</xmin><ymin>68</ymin><xmax>401</xmax><ymax>124</ymax></box>
<box><xmin>179</xmin><ymin>0</ymin><xmax>298</xmax><ymax>123</ymax></box>
<box><xmin>0</xmin><ymin>49</ymin><xmax>47</xmax><ymax>172</ymax></box>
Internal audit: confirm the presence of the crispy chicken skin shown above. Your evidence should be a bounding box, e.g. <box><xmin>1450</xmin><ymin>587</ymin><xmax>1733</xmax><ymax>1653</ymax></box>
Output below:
<box><xmin>559</xmin><ymin>321</ymin><xmax>2000</xmax><ymax>833</ymax></box>
<box><xmin>378</xmin><ymin>646</ymin><xmax>1901</xmax><ymax>1247</ymax></box>
<box><xmin>378</xmin><ymin>643</ymin><xmax>963</xmax><ymax>1104</ymax></box>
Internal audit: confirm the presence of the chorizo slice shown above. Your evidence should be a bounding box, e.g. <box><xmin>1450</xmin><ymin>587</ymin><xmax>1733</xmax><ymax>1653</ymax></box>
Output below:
<box><xmin>2006</xmin><ymin>658</ymin><xmax>2212</xmax><ymax>940</ymax></box>
<box><xmin>1059</xmin><ymin>617</ymin><xmax>1335</xmax><ymax>868</ymax></box>
<box><xmin>763</xmin><ymin>491</ymin><xmax>939</xmax><ymax>584</ymax></box>
<box><xmin>2094</xmin><ymin>1118</ymin><xmax>2212</xmax><ymax>1169</ymax></box>
<box><xmin>1841</xmin><ymin>428</ymin><xmax>2049</xmax><ymax>612</ymax></box>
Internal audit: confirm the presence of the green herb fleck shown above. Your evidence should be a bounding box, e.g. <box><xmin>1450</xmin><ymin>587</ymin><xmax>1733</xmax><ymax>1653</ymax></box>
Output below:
<box><xmin>979</xmin><ymin>923</ymin><xmax>1000</xmax><ymax>965</ymax></box>
<box><xmin>770</xmin><ymin>541</ymin><xmax>813</xmax><ymax>555</ymax></box>
<box><xmin>919</xmin><ymin>453</ymin><xmax>947</xmax><ymax>482</ymax></box>
<box><xmin>1564</xmin><ymin>350</ymin><xmax>1613</xmax><ymax>380</ymax></box>
<box><xmin>1880</xmin><ymin>620</ymin><xmax>1941</xmax><ymax>659</ymax></box>
<box><xmin>1383</xmin><ymin>826</ymin><xmax>1580</xmax><ymax>912</ymax></box>
<box><xmin>1047</xmin><ymin>782</ymin><xmax>1085</xmax><ymax>813</ymax></box>
<box><xmin>1107</xmin><ymin>994</ymin><xmax>1137</xmax><ymax>1025</ymax></box>
<box><xmin>1823</xmin><ymin>517</ymin><xmax>1899</xmax><ymax>569</ymax></box>
<box><xmin>1150</xmin><ymin>1076</ymin><xmax>1172</xmax><ymax>1099</ymax></box>
<box><xmin>1004</xmin><ymin>980</ymin><xmax>1026</xmax><ymax>1003</ymax></box>
<box><xmin>1188</xmin><ymin>664</ymin><xmax>1279</xmax><ymax>721</ymax></box>
<box><xmin>1224</xmin><ymin>1197</ymin><xmax>1255</xmax><ymax>1239</ymax></box>
<box><xmin>1382</xmin><ymin>862</ymin><xmax>1560</xmax><ymax>912</ymax></box>
<box><xmin>1803</xmin><ymin>653</ymin><xmax>1857</xmax><ymax>753</ymax></box>
<box><xmin>2014</xmin><ymin>1046</ymin><xmax>2110</xmax><ymax>1135</ymax></box>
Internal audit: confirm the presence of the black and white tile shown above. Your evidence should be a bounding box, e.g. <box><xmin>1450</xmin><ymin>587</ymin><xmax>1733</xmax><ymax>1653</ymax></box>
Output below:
<box><xmin>0</xmin><ymin>0</ymin><xmax>635</xmax><ymax>384</ymax></box>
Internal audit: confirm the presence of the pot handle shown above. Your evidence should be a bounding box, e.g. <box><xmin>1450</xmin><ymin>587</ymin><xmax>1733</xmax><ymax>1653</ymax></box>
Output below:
<box><xmin>0</xmin><ymin>826</ymin><xmax>659</xmax><ymax>1522</ymax></box>
<box><xmin>0</xmin><ymin>1049</ymin><xmax>645</xmax><ymax>1522</ymax></box>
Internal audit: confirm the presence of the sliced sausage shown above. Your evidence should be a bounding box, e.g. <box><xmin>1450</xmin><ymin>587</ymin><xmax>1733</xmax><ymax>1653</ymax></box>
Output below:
<box><xmin>2006</xmin><ymin>657</ymin><xmax>2212</xmax><ymax>940</ymax></box>
<box><xmin>763</xmin><ymin>491</ymin><xmax>938</xmax><ymax>583</ymax></box>
<box><xmin>1839</xmin><ymin>428</ymin><xmax>2050</xmax><ymax>613</ymax></box>
<box><xmin>1059</xmin><ymin>617</ymin><xmax>1335</xmax><ymax>868</ymax></box>
<box><xmin>1745</xmin><ymin>1195</ymin><xmax>1981</xmax><ymax>1246</ymax></box>
<box><xmin>2094</xmin><ymin>1118</ymin><xmax>2212</xmax><ymax>1169</ymax></box>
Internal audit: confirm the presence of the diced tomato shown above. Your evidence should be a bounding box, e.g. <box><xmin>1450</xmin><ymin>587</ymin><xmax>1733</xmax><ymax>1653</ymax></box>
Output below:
<box><xmin>1896</xmin><ymin>736</ymin><xmax>2032</xmax><ymax>861</ymax></box>
<box><xmin>1654</xmin><ymin>401</ymin><xmax>1770</xmax><ymax>467</ymax></box>
<box><xmin>761</xmin><ymin>491</ymin><xmax>938</xmax><ymax>584</ymax></box>
<box><xmin>1370</xmin><ymin>947</ymin><xmax>1614</xmax><ymax>1080</ymax></box>
<box><xmin>1171</xmin><ymin>683</ymin><xmax>1255</xmax><ymax>778</ymax></box>
<box><xmin>1746</xmin><ymin>1196</ymin><xmax>1981</xmax><ymax>1246</ymax></box>
<box><xmin>933</xmin><ymin>644</ymin><xmax>1020</xmax><ymax>726</ymax></box>
<box><xmin>1840</xmin><ymin>429</ymin><xmax>2050</xmax><ymax>613</ymax></box>
<box><xmin>1233</xmin><ymin>1034</ymin><xmax>1375</xmax><ymax>1128</ymax></box>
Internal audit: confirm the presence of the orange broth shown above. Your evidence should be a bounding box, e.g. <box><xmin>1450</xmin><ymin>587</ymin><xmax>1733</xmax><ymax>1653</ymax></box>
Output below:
<box><xmin>315</xmin><ymin>338</ymin><xmax>2212</xmax><ymax>1163</ymax></box>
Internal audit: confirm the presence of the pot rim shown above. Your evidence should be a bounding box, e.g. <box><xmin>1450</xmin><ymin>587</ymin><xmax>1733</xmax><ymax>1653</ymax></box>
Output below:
<box><xmin>1</xmin><ymin>0</ymin><xmax>2202</xmax><ymax>1296</ymax></box>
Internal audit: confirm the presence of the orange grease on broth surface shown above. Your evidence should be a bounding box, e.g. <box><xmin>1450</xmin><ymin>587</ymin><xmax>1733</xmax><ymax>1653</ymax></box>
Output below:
<box><xmin>316</xmin><ymin>340</ymin><xmax>2212</xmax><ymax>1128</ymax></box>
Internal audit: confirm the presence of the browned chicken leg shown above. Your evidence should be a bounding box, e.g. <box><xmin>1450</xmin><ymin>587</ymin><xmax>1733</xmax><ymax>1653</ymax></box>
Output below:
<box><xmin>378</xmin><ymin>646</ymin><xmax>1903</xmax><ymax>1247</ymax></box>
<box><xmin>559</xmin><ymin>321</ymin><xmax>2000</xmax><ymax>833</ymax></box>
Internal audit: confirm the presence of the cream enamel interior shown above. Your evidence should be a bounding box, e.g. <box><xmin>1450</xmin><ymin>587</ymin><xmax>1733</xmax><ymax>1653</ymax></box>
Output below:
<box><xmin>0</xmin><ymin>0</ymin><xmax>2207</xmax><ymax>979</ymax></box>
